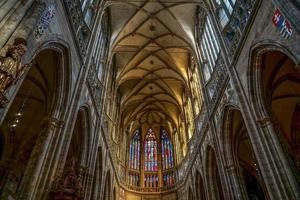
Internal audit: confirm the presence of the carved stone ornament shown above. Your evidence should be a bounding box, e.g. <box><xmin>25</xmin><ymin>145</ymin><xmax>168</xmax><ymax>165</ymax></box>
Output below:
<box><xmin>256</xmin><ymin>117</ymin><xmax>273</xmax><ymax>127</ymax></box>
<box><xmin>0</xmin><ymin>40</ymin><xmax>29</xmax><ymax>107</ymax></box>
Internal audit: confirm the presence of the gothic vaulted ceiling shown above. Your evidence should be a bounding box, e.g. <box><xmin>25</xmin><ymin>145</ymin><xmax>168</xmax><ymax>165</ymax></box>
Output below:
<box><xmin>109</xmin><ymin>0</ymin><xmax>201</xmax><ymax>129</ymax></box>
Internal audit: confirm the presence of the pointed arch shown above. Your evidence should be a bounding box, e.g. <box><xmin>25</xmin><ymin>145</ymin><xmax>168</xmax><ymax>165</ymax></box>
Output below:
<box><xmin>248</xmin><ymin>43</ymin><xmax>300</xmax><ymax>196</ymax></box>
<box><xmin>205</xmin><ymin>146</ymin><xmax>225</xmax><ymax>200</ymax></box>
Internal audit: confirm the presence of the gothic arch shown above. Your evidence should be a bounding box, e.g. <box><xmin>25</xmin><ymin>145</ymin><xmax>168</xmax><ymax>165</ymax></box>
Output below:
<box><xmin>248</xmin><ymin>43</ymin><xmax>300</xmax><ymax>172</ymax></box>
<box><xmin>52</xmin><ymin>105</ymin><xmax>92</xmax><ymax>199</ymax></box>
<box><xmin>221</xmin><ymin>106</ymin><xmax>267</xmax><ymax>199</ymax></box>
<box><xmin>0</xmin><ymin>43</ymin><xmax>72</xmax><ymax>199</ymax></box>
<box><xmin>28</xmin><ymin>41</ymin><xmax>72</xmax><ymax>119</ymax></box>
<box><xmin>219</xmin><ymin>105</ymin><xmax>240</xmax><ymax>165</ymax></box>
<box><xmin>204</xmin><ymin>145</ymin><xmax>225</xmax><ymax>200</ymax></box>
<box><xmin>248</xmin><ymin>41</ymin><xmax>298</xmax><ymax>118</ymax></box>
<box><xmin>66</xmin><ymin>105</ymin><xmax>92</xmax><ymax>168</ymax></box>
<box><xmin>77</xmin><ymin>105</ymin><xmax>92</xmax><ymax>167</ymax></box>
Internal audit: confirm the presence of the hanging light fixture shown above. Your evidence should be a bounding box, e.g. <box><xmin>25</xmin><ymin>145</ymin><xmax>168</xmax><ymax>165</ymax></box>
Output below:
<box><xmin>9</xmin><ymin>62</ymin><xmax>35</xmax><ymax>143</ymax></box>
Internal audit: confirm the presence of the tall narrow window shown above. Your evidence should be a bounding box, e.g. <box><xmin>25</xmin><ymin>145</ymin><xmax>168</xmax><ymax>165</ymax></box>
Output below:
<box><xmin>198</xmin><ymin>15</ymin><xmax>220</xmax><ymax>82</ymax></box>
<box><xmin>129</xmin><ymin>130</ymin><xmax>140</xmax><ymax>170</ymax></box>
<box><xmin>161</xmin><ymin>130</ymin><xmax>174</xmax><ymax>170</ymax></box>
<box><xmin>214</xmin><ymin>0</ymin><xmax>237</xmax><ymax>28</ymax></box>
<box><xmin>144</xmin><ymin>129</ymin><xmax>158</xmax><ymax>171</ymax></box>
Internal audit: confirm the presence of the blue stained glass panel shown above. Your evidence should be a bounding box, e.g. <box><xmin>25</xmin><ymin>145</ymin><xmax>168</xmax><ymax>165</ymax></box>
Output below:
<box><xmin>144</xmin><ymin>129</ymin><xmax>158</xmax><ymax>171</ymax></box>
<box><xmin>161</xmin><ymin>129</ymin><xmax>174</xmax><ymax>170</ymax></box>
<box><xmin>129</xmin><ymin>130</ymin><xmax>140</xmax><ymax>170</ymax></box>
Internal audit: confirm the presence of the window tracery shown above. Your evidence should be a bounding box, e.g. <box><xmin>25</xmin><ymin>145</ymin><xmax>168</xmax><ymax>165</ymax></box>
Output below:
<box><xmin>214</xmin><ymin>0</ymin><xmax>236</xmax><ymax>28</ymax></box>
<box><xmin>127</xmin><ymin>128</ymin><xmax>177</xmax><ymax>188</ymax></box>
<box><xmin>129</xmin><ymin>130</ymin><xmax>140</xmax><ymax>170</ymax></box>
<box><xmin>161</xmin><ymin>130</ymin><xmax>174</xmax><ymax>170</ymax></box>
<box><xmin>197</xmin><ymin>15</ymin><xmax>220</xmax><ymax>82</ymax></box>
<box><xmin>144</xmin><ymin>128</ymin><xmax>158</xmax><ymax>172</ymax></box>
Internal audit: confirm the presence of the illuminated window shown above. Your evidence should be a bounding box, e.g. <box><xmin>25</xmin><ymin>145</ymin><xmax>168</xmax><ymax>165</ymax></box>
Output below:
<box><xmin>128</xmin><ymin>128</ymin><xmax>177</xmax><ymax>188</ymax></box>
<box><xmin>161</xmin><ymin>130</ymin><xmax>174</xmax><ymax>170</ymax></box>
<box><xmin>129</xmin><ymin>130</ymin><xmax>140</xmax><ymax>170</ymax></box>
<box><xmin>198</xmin><ymin>15</ymin><xmax>220</xmax><ymax>82</ymax></box>
<box><xmin>144</xmin><ymin>129</ymin><xmax>158</xmax><ymax>171</ymax></box>
<box><xmin>214</xmin><ymin>0</ymin><xmax>237</xmax><ymax>28</ymax></box>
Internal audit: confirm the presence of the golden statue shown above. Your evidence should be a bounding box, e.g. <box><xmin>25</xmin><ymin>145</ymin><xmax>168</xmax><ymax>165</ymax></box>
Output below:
<box><xmin>0</xmin><ymin>40</ymin><xmax>29</xmax><ymax>107</ymax></box>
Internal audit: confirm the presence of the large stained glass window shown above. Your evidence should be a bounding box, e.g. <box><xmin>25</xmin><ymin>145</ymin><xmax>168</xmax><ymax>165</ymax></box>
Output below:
<box><xmin>161</xmin><ymin>129</ymin><xmax>174</xmax><ymax>170</ymax></box>
<box><xmin>128</xmin><ymin>128</ymin><xmax>176</xmax><ymax>188</ymax></box>
<box><xmin>144</xmin><ymin>128</ymin><xmax>158</xmax><ymax>171</ymax></box>
<box><xmin>129</xmin><ymin>130</ymin><xmax>140</xmax><ymax>170</ymax></box>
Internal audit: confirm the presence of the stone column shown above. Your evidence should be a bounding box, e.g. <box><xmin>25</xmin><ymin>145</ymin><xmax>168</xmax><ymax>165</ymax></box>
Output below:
<box><xmin>16</xmin><ymin>117</ymin><xmax>64</xmax><ymax>200</ymax></box>
<box><xmin>0</xmin><ymin>0</ymin><xmax>19</xmax><ymax>22</ymax></box>
<box><xmin>91</xmin><ymin>158</ymin><xmax>101</xmax><ymax>200</ymax></box>
<box><xmin>224</xmin><ymin>164</ymin><xmax>249</xmax><ymax>200</ymax></box>
<box><xmin>83</xmin><ymin>172</ymin><xmax>94</xmax><ymax>199</ymax></box>
<box><xmin>10</xmin><ymin>1</ymin><xmax>46</xmax><ymax>41</ymax></box>
<box><xmin>83</xmin><ymin>138</ymin><xmax>98</xmax><ymax>200</ymax></box>
<box><xmin>78</xmin><ymin>165</ymin><xmax>88</xmax><ymax>198</ymax></box>
<box><xmin>0</xmin><ymin>0</ymin><xmax>35</xmax><ymax>48</ymax></box>
<box><xmin>207</xmin><ymin>3</ymin><xmax>300</xmax><ymax>199</ymax></box>
<box><xmin>254</xmin><ymin>116</ymin><xmax>300</xmax><ymax>199</ymax></box>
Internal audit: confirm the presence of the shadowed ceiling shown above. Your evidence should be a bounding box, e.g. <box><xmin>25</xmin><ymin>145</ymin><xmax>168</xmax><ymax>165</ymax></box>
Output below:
<box><xmin>109</xmin><ymin>0</ymin><xmax>202</xmax><ymax>130</ymax></box>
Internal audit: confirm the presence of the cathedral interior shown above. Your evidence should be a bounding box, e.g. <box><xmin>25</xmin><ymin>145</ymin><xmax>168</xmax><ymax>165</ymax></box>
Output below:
<box><xmin>0</xmin><ymin>0</ymin><xmax>299</xmax><ymax>200</ymax></box>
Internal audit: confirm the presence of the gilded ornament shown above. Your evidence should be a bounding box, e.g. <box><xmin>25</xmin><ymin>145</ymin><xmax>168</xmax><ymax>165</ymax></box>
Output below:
<box><xmin>0</xmin><ymin>42</ymin><xmax>29</xmax><ymax>107</ymax></box>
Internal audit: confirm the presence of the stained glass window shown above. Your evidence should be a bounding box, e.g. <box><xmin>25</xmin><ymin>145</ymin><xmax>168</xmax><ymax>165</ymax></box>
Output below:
<box><xmin>129</xmin><ymin>130</ymin><xmax>140</xmax><ymax>170</ymax></box>
<box><xmin>128</xmin><ymin>128</ymin><xmax>177</xmax><ymax>188</ymax></box>
<box><xmin>161</xmin><ymin>130</ymin><xmax>174</xmax><ymax>170</ymax></box>
<box><xmin>144</xmin><ymin>128</ymin><xmax>158</xmax><ymax>171</ymax></box>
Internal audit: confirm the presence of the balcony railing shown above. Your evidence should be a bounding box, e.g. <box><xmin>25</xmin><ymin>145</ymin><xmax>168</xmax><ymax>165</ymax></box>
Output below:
<box><xmin>87</xmin><ymin>63</ymin><xmax>103</xmax><ymax>113</ymax></box>
<box><xmin>177</xmin><ymin>108</ymin><xmax>208</xmax><ymax>180</ymax></box>
<box><xmin>109</xmin><ymin>106</ymin><xmax>209</xmax><ymax>194</ymax></box>
<box><xmin>205</xmin><ymin>56</ymin><xmax>227</xmax><ymax>111</ymax></box>
<box><xmin>125</xmin><ymin>182</ymin><xmax>180</xmax><ymax>193</ymax></box>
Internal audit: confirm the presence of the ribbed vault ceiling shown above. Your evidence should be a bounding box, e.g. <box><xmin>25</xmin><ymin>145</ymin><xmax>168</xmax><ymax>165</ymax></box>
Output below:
<box><xmin>109</xmin><ymin>0</ymin><xmax>201</xmax><ymax>129</ymax></box>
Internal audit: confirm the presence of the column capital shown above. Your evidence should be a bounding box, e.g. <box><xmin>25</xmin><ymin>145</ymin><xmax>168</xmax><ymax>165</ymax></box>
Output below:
<box><xmin>224</xmin><ymin>164</ymin><xmax>239</xmax><ymax>173</ymax></box>
<box><xmin>42</xmin><ymin>117</ymin><xmax>64</xmax><ymax>129</ymax></box>
<box><xmin>256</xmin><ymin>117</ymin><xmax>274</xmax><ymax>128</ymax></box>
